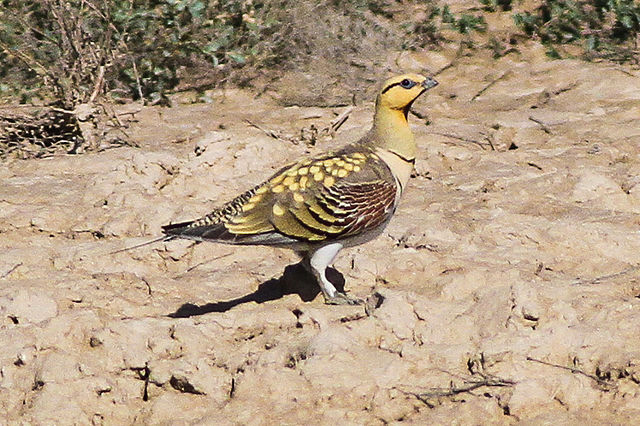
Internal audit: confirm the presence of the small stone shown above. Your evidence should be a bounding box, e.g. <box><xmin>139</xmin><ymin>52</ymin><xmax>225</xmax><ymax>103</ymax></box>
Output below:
<box><xmin>169</xmin><ymin>374</ymin><xmax>205</xmax><ymax>395</ymax></box>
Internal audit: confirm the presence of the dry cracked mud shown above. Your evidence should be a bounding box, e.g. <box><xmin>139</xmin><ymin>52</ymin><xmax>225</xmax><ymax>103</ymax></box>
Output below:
<box><xmin>1</xmin><ymin>45</ymin><xmax>640</xmax><ymax>424</ymax></box>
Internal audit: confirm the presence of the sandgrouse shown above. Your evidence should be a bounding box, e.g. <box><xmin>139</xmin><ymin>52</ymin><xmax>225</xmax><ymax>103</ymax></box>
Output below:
<box><xmin>163</xmin><ymin>74</ymin><xmax>438</xmax><ymax>305</ymax></box>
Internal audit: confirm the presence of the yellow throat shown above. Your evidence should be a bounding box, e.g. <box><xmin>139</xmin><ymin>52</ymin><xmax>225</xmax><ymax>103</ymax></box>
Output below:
<box><xmin>366</xmin><ymin>73</ymin><xmax>438</xmax><ymax>189</ymax></box>
<box><xmin>373</xmin><ymin>101</ymin><xmax>417</xmax><ymax>162</ymax></box>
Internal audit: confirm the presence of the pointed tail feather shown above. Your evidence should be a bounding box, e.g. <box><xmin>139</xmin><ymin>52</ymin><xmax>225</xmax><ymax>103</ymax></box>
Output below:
<box><xmin>161</xmin><ymin>220</ymin><xmax>197</xmax><ymax>234</ymax></box>
<box><xmin>162</xmin><ymin>219</ymin><xmax>299</xmax><ymax>246</ymax></box>
<box><xmin>162</xmin><ymin>220</ymin><xmax>237</xmax><ymax>242</ymax></box>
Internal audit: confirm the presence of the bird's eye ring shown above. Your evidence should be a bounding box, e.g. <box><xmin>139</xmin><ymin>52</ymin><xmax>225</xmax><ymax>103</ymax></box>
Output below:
<box><xmin>400</xmin><ymin>79</ymin><xmax>415</xmax><ymax>89</ymax></box>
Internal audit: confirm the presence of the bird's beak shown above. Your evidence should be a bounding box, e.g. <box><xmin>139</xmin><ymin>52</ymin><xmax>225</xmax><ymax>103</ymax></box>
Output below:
<box><xmin>422</xmin><ymin>77</ymin><xmax>438</xmax><ymax>90</ymax></box>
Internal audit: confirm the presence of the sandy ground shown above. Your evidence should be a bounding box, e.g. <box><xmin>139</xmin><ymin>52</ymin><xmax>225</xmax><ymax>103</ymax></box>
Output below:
<box><xmin>1</xmin><ymin>43</ymin><xmax>640</xmax><ymax>424</ymax></box>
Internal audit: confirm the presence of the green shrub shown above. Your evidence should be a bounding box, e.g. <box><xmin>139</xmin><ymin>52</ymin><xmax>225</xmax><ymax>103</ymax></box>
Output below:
<box><xmin>0</xmin><ymin>0</ymin><xmax>272</xmax><ymax>105</ymax></box>
<box><xmin>4</xmin><ymin>0</ymin><xmax>636</xmax><ymax>109</ymax></box>
<box><xmin>513</xmin><ymin>0</ymin><xmax>640</xmax><ymax>61</ymax></box>
<box><xmin>402</xmin><ymin>4</ymin><xmax>487</xmax><ymax>50</ymax></box>
<box><xmin>442</xmin><ymin>5</ymin><xmax>487</xmax><ymax>34</ymax></box>
<box><xmin>0</xmin><ymin>0</ymin><xmax>415</xmax><ymax>105</ymax></box>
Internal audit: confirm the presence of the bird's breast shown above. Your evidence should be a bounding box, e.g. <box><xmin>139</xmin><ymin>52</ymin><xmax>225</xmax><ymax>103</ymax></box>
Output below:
<box><xmin>374</xmin><ymin>148</ymin><xmax>414</xmax><ymax>197</ymax></box>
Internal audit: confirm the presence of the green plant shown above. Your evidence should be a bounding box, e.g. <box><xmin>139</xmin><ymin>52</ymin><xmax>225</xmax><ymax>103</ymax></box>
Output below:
<box><xmin>0</xmin><ymin>1</ymin><xmax>112</xmax><ymax>107</ymax></box>
<box><xmin>0</xmin><ymin>0</ymin><xmax>276</xmax><ymax>105</ymax></box>
<box><xmin>454</xmin><ymin>13</ymin><xmax>488</xmax><ymax>34</ymax></box>
<box><xmin>402</xmin><ymin>4</ymin><xmax>488</xmax><ymax>50</ymax></box>
<box><xmin>0</xmin><ymin>0</ymin><xmax>415</xmax><ymax>105</ymax></box>
<box><xmin>480</xmin><ymin>0</ymin><xmax>513</xmax><ymax>12</ymax></box>
<box><xmin>440</xmin><ymin>6</ymin><xmax>487</xmax><ymax>34</ymax></box>
<box><xmin>513</xmin><ymin>0</ymin><xmax>640</xmax><ymax>61</ymax></box>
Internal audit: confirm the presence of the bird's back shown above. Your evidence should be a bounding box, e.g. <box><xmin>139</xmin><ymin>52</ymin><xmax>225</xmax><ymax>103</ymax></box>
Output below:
<box><xmin>162</xmin><ymin>139</ymin><xmax>399</xmax><ymax>250</ymax></box>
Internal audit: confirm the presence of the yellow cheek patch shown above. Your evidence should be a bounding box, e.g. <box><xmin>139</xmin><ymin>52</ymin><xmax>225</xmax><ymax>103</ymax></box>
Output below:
<box><xmin>272</xmin><ymin>203</ymin><xmax>285</xmax><ymax>216</ymax></box>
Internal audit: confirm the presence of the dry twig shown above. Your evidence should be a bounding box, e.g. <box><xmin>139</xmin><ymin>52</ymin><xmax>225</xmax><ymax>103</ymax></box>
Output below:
<box><xmin>1</xmin><ymin>263</ymin><xmax>23</xmax><ymax>279</ymax></box>
<box><xmin>245</xmin><ymin>107</ymin><xmax>353</xmax><ymax>147</ymax></box>
<box><xmin>245</xmin><ymin>119</ymin><xmax>292</xmax><ymax>143</ymax></box>
<box><xmin>528</xmin><ymin>116</ymin><xmax>552</xmax><ymax>134</ymax></box>
<box><xmin>399</xmin><ymin>374</ymin><xmax>515</xmax><ymax>408</ymax></box>
<box><xmin>426</xmin><ymin>131</ymin><xmax>491</xmax><ymax>150</ymax></box>
<box><xmin>526</xmin><ymin>357</ymin><xmax>614</xmax><ymax>390</ymax></box>
<box><xmin>572</xmin><ymin>264</ymin><xmax>640</xmax><ymax>286</ymax></box>
<box><xmin>327</xmin><ymin>106</ymin><xmax>353</xmax><ymax>135</ymax></box>
<box><xmin>471</xmin><ymin>72</ymin><xmax>508</xmax><ymax>102</ymax></box>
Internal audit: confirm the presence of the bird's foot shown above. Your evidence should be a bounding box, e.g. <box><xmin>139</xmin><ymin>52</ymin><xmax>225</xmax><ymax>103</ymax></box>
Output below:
<box><xmin>323</xmin><ymin>292</ymin><xmax>363</xmax><ymax>306</ymax></box>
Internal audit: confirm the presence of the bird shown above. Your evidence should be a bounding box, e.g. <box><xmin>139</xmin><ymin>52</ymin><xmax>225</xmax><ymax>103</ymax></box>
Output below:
<box><xmin>162</xmin><ymin>73</ymin><xmax>438</xmax><ymax>305</ymax></box>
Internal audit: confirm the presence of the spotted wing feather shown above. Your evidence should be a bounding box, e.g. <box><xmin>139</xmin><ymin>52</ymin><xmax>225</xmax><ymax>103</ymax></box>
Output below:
<box><xmin>162</xmin><ymin>150</ymin><xmax>398</xmax><ymax>246</ymax></box>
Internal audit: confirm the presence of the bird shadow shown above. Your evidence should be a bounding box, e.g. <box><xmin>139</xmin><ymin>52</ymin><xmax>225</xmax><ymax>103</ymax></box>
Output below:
<box><xmin>167</xmin><ymin>260</ymin><xmax>345</xmax><ymax>317</ymax></box>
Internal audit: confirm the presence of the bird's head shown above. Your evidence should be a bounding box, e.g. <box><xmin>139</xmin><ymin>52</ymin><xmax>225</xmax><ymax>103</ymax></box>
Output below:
<box><xmin>376</xmin><ymin>73</ymin><xmax>438</xmax><ymax>117</ymax></box>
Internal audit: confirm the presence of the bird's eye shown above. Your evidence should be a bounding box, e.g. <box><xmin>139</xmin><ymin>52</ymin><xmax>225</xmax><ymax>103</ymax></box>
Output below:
<box><xmin>400</xmin><ymin>79</ymin><xmax>415</xmax><ymax>89</ymax></box>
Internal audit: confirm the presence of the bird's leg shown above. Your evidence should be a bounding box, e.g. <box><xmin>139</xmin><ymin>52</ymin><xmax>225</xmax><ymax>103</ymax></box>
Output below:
<box><xmin>308</xmin><ymin>243</ymin><xmax>362</xmax><ymax>305</ymax></box>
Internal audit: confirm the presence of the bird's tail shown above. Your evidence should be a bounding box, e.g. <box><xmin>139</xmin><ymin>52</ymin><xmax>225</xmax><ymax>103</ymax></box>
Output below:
<box><xmin>162</xmin><ymin>219</ymin><xmax>251</xmax><ymax>243</ymax></box>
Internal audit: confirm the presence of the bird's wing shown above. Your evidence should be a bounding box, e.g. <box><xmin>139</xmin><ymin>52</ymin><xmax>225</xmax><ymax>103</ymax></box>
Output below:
<box><xmin>162</xmin><ymin>150</ymin><xmax>398</xmax><ymax>245</ymax></box>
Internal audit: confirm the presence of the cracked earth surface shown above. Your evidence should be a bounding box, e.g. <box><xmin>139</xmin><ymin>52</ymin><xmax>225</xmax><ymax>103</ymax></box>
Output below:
<box><xmin>1</xmin><ymin>45</ymin><xmax>640</xmax><ymax>424</ymax></box>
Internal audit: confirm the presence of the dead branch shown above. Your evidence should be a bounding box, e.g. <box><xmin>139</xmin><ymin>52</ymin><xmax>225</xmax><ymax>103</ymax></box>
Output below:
<box><xmin>526</xmin><ymin>357</ymin><xmax>614</xmax><ymax>390</ymax></box>
<box><xmin>471</xmin><ymin>72</ymin><xmax>508</xmax><ymax>101</ymax></box>
<box><xmin>528</xmin><ymin>116</ymin><xmax>552</xmax><ymax>134</ymax></box>
<box><xmin>409</xmin><ymin>109</ymin><xmax>426</xmax><ymax>119</ymax></box>
<box><xmin>399</xmin><ymin>374</ymin><xmax>515</xmax><ymax>408</ymax></box>
<box><xmin>1</xmin><ymin>263</ymin><xmax>23</xmax><ymax>279</ymax></box>
<box><xmin>244</xmin><ymin>119</ymin><xmax>293</xmax><ymax>143</ymax></box>
<box><xmin>0</xmin><ymin>40</ymin><xmax>49</xmax><ymax>78</ymax></box>
<box><xmin>426</xmin><ymin>131</ymin><xmax>491</xmax><ymax>150</ymax></box>
<box><xmin>327</xmin><ymin>106</ymin><xmax>353</xmax><ymax>135</ymax></box>
<box><xmin>246</xmin><ymin>107</ymin><xmax>352</xmax><ymax>148</ymax></box>
<box><xmin>131</xmin><ymin>59</ymin><xmax>144</xmax><ymax>102</ymax></box>
<box><xmin>572</xmin><ymin>264</ymin><xmax>640</xmax><ymax>286</ymax></box>
<box><xmin>89</xmin><ymin>65</ymin><xmax>106</xmax><ymax>103</ymax></box>
<box><xmin>484</xmin><ymin>134</ymin><xmax>496</xmax><ymax>151</ymax></box>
